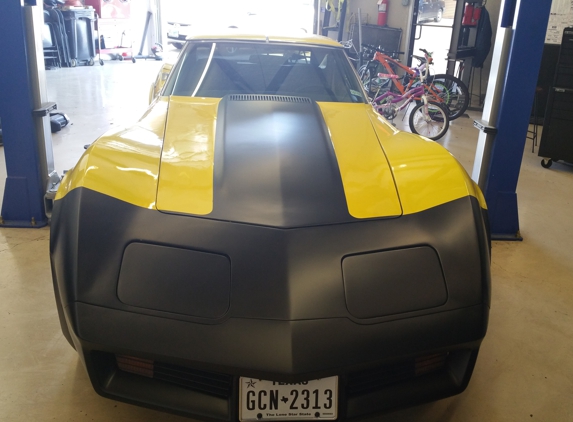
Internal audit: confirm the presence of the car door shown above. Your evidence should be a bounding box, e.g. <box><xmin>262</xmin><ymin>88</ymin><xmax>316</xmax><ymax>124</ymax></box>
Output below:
<box><xmin>418</xmin><ymin>0</ymin><xmax>431</xmax><ymax>21</ymax></box>
<box><xmin>428</xmin><ymin>0</ymin><xmax>438</xmax><ymax>18</ymax></box>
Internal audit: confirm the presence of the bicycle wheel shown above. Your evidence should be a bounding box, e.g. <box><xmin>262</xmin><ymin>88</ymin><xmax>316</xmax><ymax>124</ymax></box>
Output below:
<box><xmin>359</xmin><ymin>64</ymin><xmax>377</xmax><ymax>98</ymax></box>
<box><xmin>427</xmin><ymin>74</ymin><xmax>469</xmax><ymax>120</ymax></box>
<box><xmin>359</xmin><ymin>62</ymin><xmax>395</xmax><ymax>99</ymax></box>
<box><xmin>408</xmin><ymin>100</ymin><xmax>450</xmax><ymax>140</ymax></box>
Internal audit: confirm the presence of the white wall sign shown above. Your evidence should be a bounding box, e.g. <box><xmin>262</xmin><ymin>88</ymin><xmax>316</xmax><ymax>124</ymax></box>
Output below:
<box><xmin>545</xmin><ymin>0</ymin><xmax>573</xmax><ymax>44</ymax></box>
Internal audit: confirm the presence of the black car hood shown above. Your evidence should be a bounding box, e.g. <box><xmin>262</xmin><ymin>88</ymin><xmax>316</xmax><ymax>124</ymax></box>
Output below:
<box><xmin>155</xmin><ymin>95</ymin><xmax>402</xmax><ymax>227</ymax></box>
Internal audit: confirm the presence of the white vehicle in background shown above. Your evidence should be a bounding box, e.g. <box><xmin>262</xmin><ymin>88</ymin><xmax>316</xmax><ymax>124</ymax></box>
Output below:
<box><xmin>161</xmin><ymin>0</ymin><xmax>314</xmax><ymax>49</ymax></box>
<box><xmin>166</xmin><ymin>21</ymin><xmax>191</xmax><ymax>49</ymax></box>
<box><xmin>162</xmin><ymin>0</ymin><xmax>195</xmax><ymax>49</ymax></box>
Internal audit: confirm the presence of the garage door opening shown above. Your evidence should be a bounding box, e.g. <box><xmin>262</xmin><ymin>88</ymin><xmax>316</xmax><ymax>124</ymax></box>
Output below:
<box><xmin>410</xmin><ymin>0</ymin><xmax>456</xmax><ymax>75</ymax></box>
<box><xmin>161</xmin><ymin>0</ymin><xmax>315</xmax><ymax>50</ymax></box>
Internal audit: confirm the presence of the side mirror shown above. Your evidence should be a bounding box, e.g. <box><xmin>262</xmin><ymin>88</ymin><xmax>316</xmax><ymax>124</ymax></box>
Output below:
<box><xmin>149</xmin><ymin>63</ymin><xmax>173</xmax><ymax>104</ymax></box>
<box><xmin>148</xmin><ymin>82</ymin><xmax>156</xmax><ymax>105</ymax></box>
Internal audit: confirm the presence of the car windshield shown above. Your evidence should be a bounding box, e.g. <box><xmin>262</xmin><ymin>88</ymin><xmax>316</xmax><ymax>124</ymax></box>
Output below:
<box><xmin>165</xmin><ymin>41</ymin><xmax>366</xmax><ymax>103</ymax></box>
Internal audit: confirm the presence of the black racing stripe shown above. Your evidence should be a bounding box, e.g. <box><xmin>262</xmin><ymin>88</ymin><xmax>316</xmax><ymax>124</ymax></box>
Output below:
<box><xmin>210</xmin><ymin>95</ymin><xmax>353</xmax><ymax>227</ymax></box>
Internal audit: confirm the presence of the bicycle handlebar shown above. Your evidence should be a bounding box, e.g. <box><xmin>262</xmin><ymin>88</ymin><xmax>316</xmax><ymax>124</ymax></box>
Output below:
<box><xmin>361</xmin><ymin>43</ymin><xmax>404</xmax><ymax>56</ymax></box>
<box><xmin>419</xmin><ymin>48</ymin><xmax>432</xmax><ymax>57</ymax></box>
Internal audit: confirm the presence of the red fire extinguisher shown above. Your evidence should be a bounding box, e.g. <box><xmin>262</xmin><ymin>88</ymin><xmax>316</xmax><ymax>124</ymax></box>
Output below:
<box><xmin>462</xmin><ymin>3</ymin><xmax>481</xmax><ymax>26</ymax></box>
<box><xmin>377</xmin><ymin>0</ymin><xmax>388</xmax><ymax>26</ymax></box>
<box><xmin>472</xmin><ymin>6</ymin><xmax>482</xmax><ymax>25</ymax></box>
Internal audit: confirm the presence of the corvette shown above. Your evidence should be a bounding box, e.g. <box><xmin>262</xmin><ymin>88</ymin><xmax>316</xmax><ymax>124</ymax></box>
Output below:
<box><xmin>50</xmin><ymin>31</ymin><xmax>490</xmax><ymax>421</ymax></box>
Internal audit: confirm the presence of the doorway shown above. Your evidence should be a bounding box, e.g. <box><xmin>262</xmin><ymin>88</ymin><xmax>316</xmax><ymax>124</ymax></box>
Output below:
<box><xmin>160</xmin><ymin>0</ymin><xmax>315</xmax><ymax>46</ymax></box>
<box><xmin>409</xmin><ymin>0</ymin><xmax>456</xmax><ymax>74</ymax></box>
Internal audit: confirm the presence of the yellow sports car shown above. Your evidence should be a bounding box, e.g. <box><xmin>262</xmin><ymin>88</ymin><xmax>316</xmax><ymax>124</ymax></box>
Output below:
<box><xmin>50</xmin><ymin>31</ymin><xmax>490</xmax><ymax>421</ymax></box>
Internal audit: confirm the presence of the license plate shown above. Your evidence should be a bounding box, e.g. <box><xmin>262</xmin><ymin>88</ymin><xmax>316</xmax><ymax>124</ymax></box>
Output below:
<box><xmin>239</xmin><ymin>377</ymin><xmax>338</xmax><ymax>421</ymax></box>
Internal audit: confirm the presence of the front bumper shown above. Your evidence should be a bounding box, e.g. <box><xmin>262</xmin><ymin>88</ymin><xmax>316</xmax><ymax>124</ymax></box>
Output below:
<box><xmin>51</xmin><ymin>189</ymin><xmax>490</xmax><ymax>421</ymax></box>
<box><xmin>167</xmin><ymin>34</ymin><xmax>186</xmax><ymax>42</ymax></box>
<box><xmin>69</xmin><ymin>302</ymin><xmax>485</xmax><ymax>421</ymax></box>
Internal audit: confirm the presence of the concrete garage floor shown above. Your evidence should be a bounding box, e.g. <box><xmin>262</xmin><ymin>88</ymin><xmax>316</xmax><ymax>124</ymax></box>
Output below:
<box><xmin>1</xmin><ymin>56</ymin><xmax>573</xmax><ymax>421</ymax></box>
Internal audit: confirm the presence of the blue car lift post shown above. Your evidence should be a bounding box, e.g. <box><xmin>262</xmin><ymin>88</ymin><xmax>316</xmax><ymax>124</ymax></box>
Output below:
<box><xmin>0</xmin><ymin>0</ymin><xmax>58</xmax><ymax>228</ymax></box>
<box><xmin>472</xmin><ymin>0</ymin><xmax>552</xmax><ymax>240</ymax></box>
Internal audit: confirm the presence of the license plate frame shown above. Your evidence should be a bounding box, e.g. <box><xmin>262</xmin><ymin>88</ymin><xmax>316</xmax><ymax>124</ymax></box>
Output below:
<box><xmin>239</xmin><ymin>377</ymin><xmax>338</xmax><ymax>421</ymax></box>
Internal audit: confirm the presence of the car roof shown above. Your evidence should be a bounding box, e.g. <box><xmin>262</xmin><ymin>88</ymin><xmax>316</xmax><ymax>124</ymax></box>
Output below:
<box><xmin>185</xmin><ymin>29</ymin><xmax>344</xmax><ymax>48</ymax></box>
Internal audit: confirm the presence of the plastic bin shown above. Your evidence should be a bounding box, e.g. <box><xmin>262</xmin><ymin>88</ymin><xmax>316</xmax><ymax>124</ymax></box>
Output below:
<box><xmin>63</xmin><ymin>9</ymin><xmax>96</xmax><ymax>66</ymax></box>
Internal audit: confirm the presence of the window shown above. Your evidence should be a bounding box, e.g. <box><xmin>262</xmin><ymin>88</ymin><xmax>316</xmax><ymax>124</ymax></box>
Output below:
<box><xmin>165</xmin><ymin>42</ymin><xmax>366</xmax><ymax>103</ymax></box>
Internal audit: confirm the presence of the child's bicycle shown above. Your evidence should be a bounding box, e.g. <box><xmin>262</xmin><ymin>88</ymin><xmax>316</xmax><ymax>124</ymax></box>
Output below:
<box><xmin>359</xmin><ymin>45</ymin><xmax>469</xmax><ymax>120</ymax></box>
<box><xmin>372</xmin><ymin>62</ymin><xmax>450</xmax><ymax>140</ymax></box>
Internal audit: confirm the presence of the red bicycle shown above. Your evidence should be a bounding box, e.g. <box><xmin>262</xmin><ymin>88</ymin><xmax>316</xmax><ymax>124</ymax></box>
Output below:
<box><xmin>358</xmin><ymin>45</ymin><xmax>469</xmax><ymax>120</ymax></box>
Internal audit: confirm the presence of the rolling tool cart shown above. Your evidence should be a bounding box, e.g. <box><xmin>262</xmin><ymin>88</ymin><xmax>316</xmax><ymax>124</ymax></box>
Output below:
<box><xmin>539</xmin><ymin>27</ymin><xmax>573</xmax><ymax>168</ymax></box>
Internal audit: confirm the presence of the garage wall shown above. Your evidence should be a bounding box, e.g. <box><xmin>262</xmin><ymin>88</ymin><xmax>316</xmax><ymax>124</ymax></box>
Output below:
<box><xmin>347</xmin><ymin>0</ymin><xmax>413</xmax><ymax>49</ymax></box>
<box><xmin>444</xmin><ymin>0</ymin><xmax>456</xmax><ymax>20</ymax></box>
